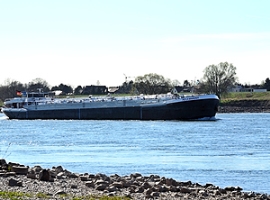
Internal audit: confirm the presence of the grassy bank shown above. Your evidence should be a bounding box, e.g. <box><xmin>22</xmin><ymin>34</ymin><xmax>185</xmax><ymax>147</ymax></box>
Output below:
<box><xmin>218</xmin><ymin>92</ymin><xmax>270</xmax><ymax>113</ymax></box>
<box><xmin>220</xmin><ymin>92</ymin><xmax>270</xmax><ymax>102</ymax></box>
<box><xmin>0</xmin><ymin>191</ymin><xmax>129</xmax><ymax>200</ymax></box>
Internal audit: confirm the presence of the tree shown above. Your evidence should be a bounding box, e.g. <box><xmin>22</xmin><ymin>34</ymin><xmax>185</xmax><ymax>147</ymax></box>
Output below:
<box><xmin>51</xmin><ymin>83</ymin><xmax>73</xmax><ymax>95</ymax></box>
<box><xmin>133</xmin><ymin>73</ymin><xmax>172</xmax><ymax>94</ymax></box>
<box><xmin>264</xmin><ymin>78</ymin><xmax>270</xmax><ymax>91</ymax></box>
<box><xmin>74</xmin><ymin>85</ymin><xmax>83</xmax><ymax>95</ymax></box>
<box><xmin>202</xmin><ymin>62</ymin><xmax>237</xmax><ymax>97</ymax></box>
<box><xmin>183</xmin><ymin>80</ymin><xmax>191</xmax><ymax>87</ymax></box>
<box><xmin>0</xmin><ymin>79</ymin><xmax>25</xmax><ymax>102</ymax></box>
<box><xmin>116</xmin><ymin>80</ymin><xmax>134</xmax><ymax>94</ymax></box>
<box><xmin>28</xmin><ymin>78</ymin><xmax>50</xmax><ymax>92</ymax></box>
<box><xmin>171</xmin><ymin>79</ymin><xmax>181</xmax><ymax>87</ymax></box>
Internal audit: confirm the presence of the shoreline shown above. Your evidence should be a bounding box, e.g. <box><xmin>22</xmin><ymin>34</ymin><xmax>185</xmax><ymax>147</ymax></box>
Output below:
<box><xmin>218</xmin><ymin>99</ymin><xmax>270</xmax><ymax>113</ymax></box>
<box><xmin>0</xmin><ymin>159</ymin><xmax>269</xmax><ymax>200</ymax></box>
<box><xmin>218</xmin><ymin>106</ymin><xmax>270</xmax><ymax>113</ymax></box>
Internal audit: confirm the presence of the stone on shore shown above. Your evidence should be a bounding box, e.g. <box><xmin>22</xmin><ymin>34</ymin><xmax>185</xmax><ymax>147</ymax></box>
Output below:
<box><xmin>0</xmin><ymin>159</ymin><xmax>269</xmax><ymax>200</ymax></box>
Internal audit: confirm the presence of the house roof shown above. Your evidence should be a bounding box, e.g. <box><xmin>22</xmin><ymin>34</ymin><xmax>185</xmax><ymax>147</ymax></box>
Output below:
<box><xmin>108</xmin><ymin>87</ymin><xmax>119</xmax><ymax>93</ymax></box>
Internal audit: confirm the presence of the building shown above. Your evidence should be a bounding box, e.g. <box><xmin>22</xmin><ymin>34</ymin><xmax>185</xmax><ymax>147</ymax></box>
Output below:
<box><xmin>230</xmin><ymin>85</ymin><xmax>267</xmax><ymax>92</ymax></box>
<box><xmin>81</xmin><ymin>85</ymin><xmax>108</xmax><ymax>95</ymax></box>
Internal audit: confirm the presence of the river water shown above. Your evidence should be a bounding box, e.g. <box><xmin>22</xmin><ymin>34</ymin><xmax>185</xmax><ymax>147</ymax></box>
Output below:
<box><xmin>0</xmin><ymin>112</ymin><xmax>269</xmax><ymax>194</ymax></box>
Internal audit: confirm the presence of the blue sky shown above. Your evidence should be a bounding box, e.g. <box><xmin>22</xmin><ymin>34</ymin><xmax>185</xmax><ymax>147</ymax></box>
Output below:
<box><xmin>1</xmin><ymin>0</ymin><xmax>270</xmax><ymax>87</ymax></box>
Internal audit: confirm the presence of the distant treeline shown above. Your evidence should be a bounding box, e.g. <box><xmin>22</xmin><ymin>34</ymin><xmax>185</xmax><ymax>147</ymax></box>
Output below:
<box><xmin>1</xmin><ymin>72</ymin><xmax>270</xmax><ymax>104</ymax></box>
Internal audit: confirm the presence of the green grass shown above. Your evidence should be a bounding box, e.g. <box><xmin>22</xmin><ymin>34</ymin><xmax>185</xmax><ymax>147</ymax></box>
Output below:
<box><xmin>0</xmin><ymin>191</ymin><xmax>130</xmax><ymax>200</ymax></box>
<box><xmin>0</xmin><ymin>191</ymin><xmax>31</xmax><ymax>200</ymax></box>
<box><xmin>222</xmin><ymin>92</ymin><xmax>270</xmax><ymax>99</ymax></box>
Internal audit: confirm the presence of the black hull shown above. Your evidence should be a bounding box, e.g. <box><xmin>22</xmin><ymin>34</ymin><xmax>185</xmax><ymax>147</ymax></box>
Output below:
<box><xmin>3</xmin><ymin>98</ymin><xmax>219</xmax><ymax>120</ymax></box>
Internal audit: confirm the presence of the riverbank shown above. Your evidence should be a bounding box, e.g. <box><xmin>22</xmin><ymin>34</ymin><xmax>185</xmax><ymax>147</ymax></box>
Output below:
<box><xmin>0</xmin><ymin>159</ymin><xmax>269</xmax><ymax>200</ymax></box>
<box><xmin>218</xmin><ymin>99</ymin><xmax>270</xmax><ymax>113</ymax></box>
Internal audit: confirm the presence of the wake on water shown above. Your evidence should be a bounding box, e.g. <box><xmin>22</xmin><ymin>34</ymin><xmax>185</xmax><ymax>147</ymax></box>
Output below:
<box><xmin>0</xmin><ymin>113</ymin><xmax>8</xmax><ymax>120</ymax></box>
<box><xmin>196</xmin><ymin>116</ymin><xmax>219</xmax><ymax>121</ymax></box>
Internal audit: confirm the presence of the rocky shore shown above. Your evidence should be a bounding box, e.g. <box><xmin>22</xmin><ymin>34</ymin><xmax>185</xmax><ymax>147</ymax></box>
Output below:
<box><xmin>218</xmin><ymin>99</ymin><xmax>270</xmax><ymax>113</ymax></box>
<box><xmin>0</xmin><ymin>159</ymin><xmax>269</xmax><ymax>200</ymax></box>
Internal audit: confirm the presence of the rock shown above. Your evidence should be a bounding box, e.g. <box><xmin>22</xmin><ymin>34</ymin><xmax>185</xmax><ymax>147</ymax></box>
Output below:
<box><xmin>96</xmin><ymin>183</ymin><xmax>107</xmax><ymax>191</ymax></box>
<box><xmin>80</xmin><ymin>176</ymin><xmax>90</xmax><ymax>181</ymax></box>
<box><xmin>53</xmin><ymin>166</ymin><xmax>64</xmax><ymax>173</ymax></box>
<box><xmin>151</xmin><ymin>192</ymin><xmax>160</xmax><ymax>197</ymax></box>
<box><xmin>165</xmin><ymin>178</ymin><xmax>177</xmax><ymax>186</ymax></box>
<box><xmin>259</xmin><ymin>194</ymin><xmax>268</xmax><ymax>199</ymax></box>
<box><xmin>181</xmin><ymin>180</ymin><xmax>192</xmax><ymax>186</ymax></box>
<box><xmin>214</xmin><ymin>189</ymin><xmax>221</xmax><ymax>195</ymax></box>
<box><xmin>111</xmin><ymin>181</ymin><xmax>123</xmax><ymax>188</ymax></box>
<box><xmin>0</xmin><ymin>172</ymin><xmax>6</xmax><ymax>177</ymax></box>
<box><xmin>122</xmin><ymin>180</ymin><xmax>131</xmax><ymax>188</ymax></box>
<box><xmin>31</xmin><ymin>165</ymin><xmax>43</xmax><ymax>173</ymax></box>
<box><xmin>1</xmin><ymin>160</ymin><xmax>270</xmax><ymax>200</ymax></box>
<box><xmin>88</xmin><ymin>174</ymin><xmax>96</xmax><ymax>178</ymax></box>
<box><xmin>232</xmin><ymin>190</ymin><xmax>240</xmax><ymax>196</ymax></box>
<box><xmin>205</xmin><ymin>183</ymin><xmax>214</xmax><ymax>188</ymax></box>
<box><xmin>224</xmin><ymin>185</ymin><xmax>242</xmax><ymax>192</ymax></box>
<box><xmin>56</xmin><ymin>172</ymin><xmax>65</xmax><ymax>179</ymax></box>
<box><xmin>135</xmin><ymin>186</ymin><xmax>144</xmax><ymax>193</ymax></box>
<box><xmin>131</xmin><ymin>172</ymin><xmax>142</xmax><ymax>178</ymax></box>
<box><xmin>159</xmin><ymin>185</ymin><xmax>170</xmax><ymax>192</ymax></box>
<box><xmin>8</xmin><ymin>178</ymin><xmax>23</xmax><ymax>187</ymax></box>
<box><xmin>128</xmin><ymin>187</ymin><xmax>136</xmax><ymax>193</ymax></box>
<box><xmin>136</xmin><ymin>176</ymin><xmax>144</xmax><ymax>182</ymax></box>
<box><xmin>219</xmin><ymin>188</ymin><xmax>227</xmax><ymax>194</ymax></box>
<box><xmin>39</xmin><ymin>169</ymin><xmax>51</xmax><ymax>181</ymax></box>
<box><xmin>68</xmin><ymin>173</ymin><xmax>79</xmax><ymax>178</ymax></box>
<box><xmin>235</xmin><ymin>186</ymin><xmax>243</xmax><ymax>191</ymax></box>
<box><xmin>12</xmin><ymin>165</ymin><xmax>28</xmax><ymax>175</ymax></box>
<box><xmin>247</xmin><ymin>191</ymin><xmax>256</xmax><ymax>198</ymax></box>
<box><xmin>141</xmin><ymin>182</ymin><xmax>152</xmax><ymax>189</ymax></box>
<box><xmin>5</xmin><ymin>172</ymin><xmax>16</xmax><ymax>176</ymax></box>
<box><xmin>145</xmin><ymin>188</ymin><xmax>153</xmax><ymax>195</ymax></box>
<box><xmin>27</xmin><ymin>173</ymin><xmax>37</xmax><ymax>179</ymax></box>
<box><xmin>198</xmin><ymin>189</ymin><xmax>208</xmax><ymax>196</ymax></box>
<box><xmin>0</xmin><ymin>159</ymin><xmax>7</xmax><ymax>165</ymax></box>
<box><xmin>54</xmin><ymin>190</ymin><xmax>67</xmax><ymax>196</ymax></box>
<box><xmin>85</xmin><ymin>181</ymin><xmax>95</xmax><ymax>188</ymax></box>
<box><xmin>96</xmin><ymin>180</ymin><xmax>109</xmax><ymax>185</ymax></box>
<box><xmin>180</xmin><ymin>187</ymin><xmax>191</xmax><ymax>193</ymax></box>
<box><xmin>107</xmin><ymin>185</ymin><xmax>118</xmax><ymax>192</ymax></box>
<box><xmin>96</xmin><ymin>173</ymin><xmax>109</xmax><ymax>181</ymax></box>
<box><xmin>169</xmin><ymin>185</ymin><xmax>179</xmax><ymax>192</ymax></box>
